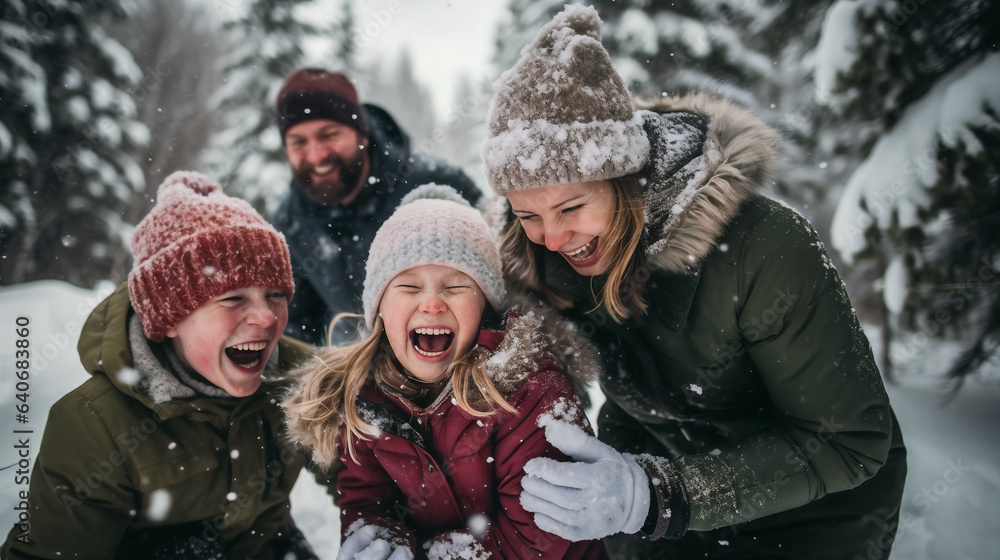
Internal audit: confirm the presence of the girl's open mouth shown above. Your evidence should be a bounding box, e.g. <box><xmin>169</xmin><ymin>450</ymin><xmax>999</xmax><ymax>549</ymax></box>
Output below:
<box><xmin>410</xmin><ymin>327</ymin><xmax>454</xmax><ymax>357</ymax></box>
<box><xmin>224</xmin><ymin>341</ymin><xmax>267</xmax><ymax>370</ymax></box>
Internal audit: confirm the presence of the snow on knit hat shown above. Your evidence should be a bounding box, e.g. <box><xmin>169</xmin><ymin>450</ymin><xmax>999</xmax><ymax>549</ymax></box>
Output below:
<box><xmin>274</xmin><ymin>68</ymin><xmax>370</xmax><ymax>141</ymax></box>
<box><xmin>482</xmin><ymin>4</ymin><xmax>649</xmax><ymax>195</ymax></box>
<box><xmin>128</xmin><ymin>171</ymin><xmax>295</xmax><ymax>342</ymax></box>
<box><xmin>362</xmin><ymin>184</ymin><xmax>506</xmax><ymax>328</ymax></box>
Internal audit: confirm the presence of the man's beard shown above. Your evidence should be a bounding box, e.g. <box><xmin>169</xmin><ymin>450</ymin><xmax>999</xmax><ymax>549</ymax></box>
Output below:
<box><xmin>292</xmin><ymin>150</ymin><xmax>366</xmax><ymax>205</ymax></box>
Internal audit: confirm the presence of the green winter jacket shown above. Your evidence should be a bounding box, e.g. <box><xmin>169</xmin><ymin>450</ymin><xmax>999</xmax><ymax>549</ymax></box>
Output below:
<box><xmin>530</xmin><ymin>94</ymin><xmax>907</xmax><ymax>558</ymax></box>
<box><xmin>2</xmin><ymin>283</ymin><xmax>326</xmax><ymax>560</ymax></box>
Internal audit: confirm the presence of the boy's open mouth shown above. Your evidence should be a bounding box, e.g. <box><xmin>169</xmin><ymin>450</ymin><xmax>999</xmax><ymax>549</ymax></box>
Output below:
<box><xmin>224</xmin><ymin>341</ymin><xmax>267</xmax><ymax>369</ymax></box>
<box><xmin>410</xmin><ymin>327</ymin><xmax>454</xmax><ymax>357</ymax></box>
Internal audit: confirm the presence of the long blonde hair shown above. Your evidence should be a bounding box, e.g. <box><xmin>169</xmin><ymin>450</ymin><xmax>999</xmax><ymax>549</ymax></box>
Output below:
<box><xmin>283</xmin><ymin>312</ymin><xmax>516</xmax><ymax>467</ymax></box>
<box><xmin>500</xmin><ymin>175</ymin><xmax>648</xmax><ymax>323</ymax></box>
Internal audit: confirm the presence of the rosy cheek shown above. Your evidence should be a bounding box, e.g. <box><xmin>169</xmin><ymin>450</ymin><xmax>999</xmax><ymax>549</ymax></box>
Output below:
<box><xmin>181</xmin><ymin>346</ymin><xmax>212</xmax><ymax>373</ymax></box>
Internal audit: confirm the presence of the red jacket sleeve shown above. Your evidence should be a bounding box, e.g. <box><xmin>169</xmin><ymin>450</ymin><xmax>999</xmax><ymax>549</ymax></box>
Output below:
<box><xmin>337</xmin><ymin>434</ymin><xmax>418</xmax><ymax>553</ymax></box>
<box><xmin>474</xmin><ymin>365</ymin><xmax>599</xmax><ymax>559</ymax></box>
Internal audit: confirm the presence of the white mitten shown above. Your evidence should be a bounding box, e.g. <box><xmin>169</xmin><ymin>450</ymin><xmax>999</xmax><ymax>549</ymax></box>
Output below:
<box><xmin>338</xmin><ymin>522</ymin><xmax>414</xmax><ymax>560</ymax></box>
<box><xmin>520</xmin><ymin>420</ymin><xmax>650</xmax><ymax>541</ymax></box>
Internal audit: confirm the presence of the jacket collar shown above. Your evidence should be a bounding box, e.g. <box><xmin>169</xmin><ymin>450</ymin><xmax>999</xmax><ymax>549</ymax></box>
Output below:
<box><xmin>636</xmin><ymin>93</ymin><xmax>779</xmax><ymax>273</ymax></box>
<box><xmin>476</xmin><ymin>323</ymin><xmax>506</xmax><ymax>351</ymax></box>
<box><xmin>485</xmin><ymin>296</ymin><xmax>603</xmax><ymax>397</ymax></box>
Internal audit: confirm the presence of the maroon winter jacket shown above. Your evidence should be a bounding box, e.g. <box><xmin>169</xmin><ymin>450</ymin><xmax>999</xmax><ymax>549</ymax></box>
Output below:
<box><xmin>337</xmin><ymin>309</ymin><xmax>608</xmax><ymax>559</ymax></box>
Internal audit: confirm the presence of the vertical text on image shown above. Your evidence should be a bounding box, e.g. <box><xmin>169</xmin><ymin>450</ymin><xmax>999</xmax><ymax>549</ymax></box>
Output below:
<box><xmin>11</xmin><ymin>315</ymin><xmax>34</xmax><ymax>543</ymax></box>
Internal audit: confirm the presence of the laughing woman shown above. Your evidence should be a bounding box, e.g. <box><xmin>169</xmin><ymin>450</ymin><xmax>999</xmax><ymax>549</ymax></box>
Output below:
<box><xmin>481</xmin><ymin>5</ymin><xmax>907</xmax><ymax>559</ymax></box>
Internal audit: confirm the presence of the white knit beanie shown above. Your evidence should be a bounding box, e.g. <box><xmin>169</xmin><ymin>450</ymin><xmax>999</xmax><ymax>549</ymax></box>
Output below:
<box><xmin>482</xmin><ymin>4</ymin><xmax>649</xmax><ymax>195</ymax></box>
<box><xmin>362</xmin><ymin>184</ymin><xmax>506</xmax><ymax>327</ymax></box>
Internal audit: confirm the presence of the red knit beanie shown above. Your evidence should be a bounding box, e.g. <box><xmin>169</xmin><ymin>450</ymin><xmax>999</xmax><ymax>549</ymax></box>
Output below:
<box><xmin>128</xmin><ymin>171</ymin><xmax>295</xmax><ymax>342</ymax></box>
<box><xmin>274</xmin><ymin>68</ymin><xmax>370</xmax><ymax>141</ymax></box>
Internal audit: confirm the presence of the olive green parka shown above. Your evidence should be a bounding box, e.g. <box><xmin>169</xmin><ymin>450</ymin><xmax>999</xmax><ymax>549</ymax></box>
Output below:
<box><xmin>2</xmin><ymin>283</ymin><xmax>326</xmax><ymax>560</ymax></box>
<box><xmin>515</xmin><ymin>93</ymin><xmax>907</xmax><ymax>559</ymax></box>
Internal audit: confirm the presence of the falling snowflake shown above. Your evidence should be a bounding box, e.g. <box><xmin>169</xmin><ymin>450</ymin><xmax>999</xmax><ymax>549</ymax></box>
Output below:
<box><xmin>116</xmin><ymin>368</ymin><xmax>140</xmax><ymax>386</ymax></box>
<box><xmin>146</xmin><ymin>489</ymin><xmax>172</xmax><ymax>521</ymax></box>
<box><xmin>468</xmin><ymin>513</ymin><xmax>489</xmax><ymax>537</ymax></box>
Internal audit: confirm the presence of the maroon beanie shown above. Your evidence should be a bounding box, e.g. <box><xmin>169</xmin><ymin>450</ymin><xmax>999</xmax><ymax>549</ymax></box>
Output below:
<box><xmin>274</xmin><ymin>68</ymin><xmax>370</xmax><ymax>141</ymax></box>
<box><xmin>128</xmin><ymin>171</ymin><xmax>295</xmax><ymax>342</ymax></box>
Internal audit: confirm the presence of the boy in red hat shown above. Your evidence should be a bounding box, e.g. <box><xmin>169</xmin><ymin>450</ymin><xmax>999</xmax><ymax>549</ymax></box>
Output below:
<box><xmin>2</xmin><ymin>171</ymin><xmax>328</xmax><ymax>559</ymax></box>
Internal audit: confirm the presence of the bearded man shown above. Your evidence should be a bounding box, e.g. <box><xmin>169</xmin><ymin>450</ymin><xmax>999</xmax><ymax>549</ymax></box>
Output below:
<box><xmin>271</xmin><ymin>69</ymin><xmax>481</xmax><ymax>345</ymax></box>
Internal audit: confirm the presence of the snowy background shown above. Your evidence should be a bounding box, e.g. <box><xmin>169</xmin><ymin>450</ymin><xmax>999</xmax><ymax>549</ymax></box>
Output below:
<box><xmin>2</xmin><ymin>0</ymin><xmax>999</xmax><ymax>558</ymax></box>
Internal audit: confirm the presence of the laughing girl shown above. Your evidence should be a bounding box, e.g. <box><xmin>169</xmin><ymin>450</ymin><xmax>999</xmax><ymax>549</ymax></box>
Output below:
<box><xmin>283</xmin><ymin>185</ymin><xmax>607</xmax><ymax>560</ymax></box>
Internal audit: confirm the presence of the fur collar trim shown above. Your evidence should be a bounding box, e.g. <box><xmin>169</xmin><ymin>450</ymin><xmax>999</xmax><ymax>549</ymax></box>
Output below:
<box><xmin>635</xmin><ymin>93</ymin><xmax>780</xmax><ymax>272</ymax></box>
<box><xmin>484</xmin><ymin>292</ymin><xmax>602</xmax><ymax>398</ymax></box>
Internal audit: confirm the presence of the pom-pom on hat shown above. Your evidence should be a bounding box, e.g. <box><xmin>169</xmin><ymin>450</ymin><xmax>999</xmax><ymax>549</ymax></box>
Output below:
<box><xmin>481</xmin><ymin>4</ymin><xmax>649</xmax><ymax>194</ymax></box>
<box><xmin>274</xmin><ymin>68</ymin><xmax>370</xmax><ymax>141</ymax></box>
<box><xmin>128</xmin><ymin>171</ymin><xmax>295</xmax><ymax>342</ymax></box>
<box><xmin>362</xmin><ymin>184</ymin><xmax>506</xmax><ymax>328</ymax></box>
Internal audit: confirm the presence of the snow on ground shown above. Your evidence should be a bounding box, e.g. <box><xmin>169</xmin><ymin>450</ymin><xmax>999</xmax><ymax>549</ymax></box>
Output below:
<box><xmin>2</xmin><ymin>280</ymin><xmax>998</xmax><ymax>558</ymax></box>
<box><xmin>885</xmin><ymin>383</ymin><xmax>1000</xmax><ymax>559</ymax></box>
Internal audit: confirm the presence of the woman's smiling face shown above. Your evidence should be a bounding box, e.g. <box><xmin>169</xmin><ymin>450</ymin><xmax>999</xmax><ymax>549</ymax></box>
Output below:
<box><xmin>379</xmin><ymin>264</ymin><xmax>487</xmax><ymax>382</ymax></box>
<box><xmin>506</xmin><ymin>180</ymin><xmax>616</xmax><ymax>276</ymax></box>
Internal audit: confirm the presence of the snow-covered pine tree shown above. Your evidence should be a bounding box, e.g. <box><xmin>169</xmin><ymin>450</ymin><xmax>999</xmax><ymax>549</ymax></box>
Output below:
<box><xmin>822</xmin><ymin>0</ymin><xmax>1000</xmax><ymax>387</ymax></box>
<box><xmin>0</xmin><ymin>0</ymin><xmax>148</xmax><ymax>287</ymax></box>
<box><xmin>598</xmin><ymin>1</ymin><xmax>839</xmax><ymax>209</ymax></box>
<box><xmin>106</xmin><ymin>0</ymin><xmax>228</xmax><ymax>223</ymax></box>
<box><xmin>203</xmin><ymin>0</ymin><xmax>324</xmax><ymax>214</ymax></box>
<box><xmin>333</xmin><ymin>0</ymin><xmax>359</xmax><ymax>76</ymax></box>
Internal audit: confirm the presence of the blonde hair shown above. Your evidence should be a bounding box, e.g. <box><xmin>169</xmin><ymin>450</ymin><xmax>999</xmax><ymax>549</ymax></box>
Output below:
<box><xmin>500</xmin><ymin>175</ymin><xmax>648</xmax><ymax>323</ymax></box>
<box><xmin>284</xmin><ymin>312</ymin><xmax>516</xmax><ymax>467</ymax></box>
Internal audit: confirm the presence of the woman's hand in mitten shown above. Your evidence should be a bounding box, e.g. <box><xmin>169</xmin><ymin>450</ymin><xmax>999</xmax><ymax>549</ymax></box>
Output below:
<box><xmin>519</xmin><ymin>420</ymin><xmax>650</xmax><ymax>541</ymax></box>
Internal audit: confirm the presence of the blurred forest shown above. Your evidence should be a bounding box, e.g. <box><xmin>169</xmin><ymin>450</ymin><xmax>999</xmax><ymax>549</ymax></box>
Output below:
<box><xmin>1</xmin><ymin>0</ymin><xmax>997</xmax><ymax>391</ymax></box>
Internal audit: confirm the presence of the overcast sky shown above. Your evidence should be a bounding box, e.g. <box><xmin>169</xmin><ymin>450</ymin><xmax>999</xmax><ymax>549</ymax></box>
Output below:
<box><xmin>337</xmin><ymin>0</ymin><xmax>510</xmax><ymax>115</ymax></box>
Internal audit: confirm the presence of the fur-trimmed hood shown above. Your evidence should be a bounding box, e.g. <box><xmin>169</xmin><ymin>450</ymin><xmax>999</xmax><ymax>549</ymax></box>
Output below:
<box><xmin>635</xmin><ymin>93</ymin><xmax>780</xmax><ymax>272</ymax></box>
